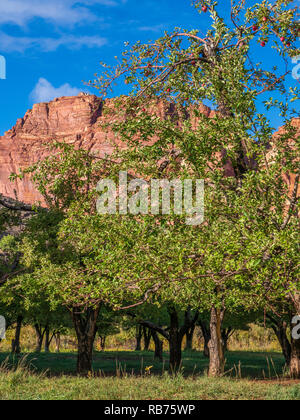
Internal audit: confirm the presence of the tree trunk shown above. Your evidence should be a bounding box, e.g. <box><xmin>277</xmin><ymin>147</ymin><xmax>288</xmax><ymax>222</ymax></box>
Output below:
<box><xmin>11</xmin><ymin>315</ymin><xmax>23</xmax><ymax>354</ymax></box>
<box><xmin>44</xmin><ymin>326</ymin><xmax>50</xmax><ymax>353</ymax></box>
<box><xmin>99</xmin><ymin>335</ymin><xmax>106</xmax><ymax>351</ymax></box>
<box><xmin>271</xmin><ymin>321</ymin><xmax>291</xmax><ymax>366</ymax></box>
<box><xmin>54</xmin><ymin>333</ymin><xmax>61</xmax><ymax>353</ymax></box>
<box><xmin>221</xmin><ymin>327</ymin><xmax>233</xmax><ymax>354</ymax></box>
<box><xmin>143</xmin><ymin>326</ymin><xmax>152</xmax><ymax>351</ymax></box>
<box><xmin>151</xmin><ymin>330</ymin><xmax>163</xmax><ymax>361</ymax></box>
<box><xmin>290</xmin><ymin>315</ymin><xmax>300</xmax><ymax>378</ymax></box>
<box><xmin>208</xmin><ymin>307</ymin><xmax>225</xmax><ymax>377</ymax></box>
<box><xmin>199</xmin><ymin>321</ymin><xmax>210</xmax><ymax>358</ymax></box>
<box><xmin>168</xmin><ymin>307</ymin><xmax>182</xmax><ymax>373</ymax></box>
<box><xmin>137</xmin><ymin>308</ymin><xmax>197</xmax><ymax>373</ymax></box>
<box><xmin>135</xmin><ymin>325</ymin><xmax>142</xmax><ymax>351</ymax></box>
<box><xmin>204</xmin><ymin>340</ymin><xmax>210</xmax><ymax>358</ymax></box>
<box><xmin>72</xmin><ymin>306</ymin><xmax>100</xmax><ymax>376</ymax></box>
<box><xmin>34</xmin><ymin>324</ymin><xmax>45</xmax><ymax>353</ymax></box>
<box><xmin>185</xmin><ymin>324</ymin><xmax>195</xmax><ymax>351</ymax></box>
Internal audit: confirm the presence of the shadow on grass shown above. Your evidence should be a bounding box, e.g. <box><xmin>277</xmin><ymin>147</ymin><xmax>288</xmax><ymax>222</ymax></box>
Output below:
<box><xmin>0</xmin><ymin>350</ymin><xmax>286</xmax><ymax>380</ymax></box>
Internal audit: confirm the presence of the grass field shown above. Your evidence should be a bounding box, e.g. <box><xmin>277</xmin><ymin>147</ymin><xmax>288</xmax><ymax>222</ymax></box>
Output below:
<box><xmin>0</xmin><ymin>350</ymin><xmax>299</xmax><ymax>400</ymax></box>
<box><xmin>0</xmin><ymin>349</ymin><xmax>289</xmax><ymax>378</ymax></box>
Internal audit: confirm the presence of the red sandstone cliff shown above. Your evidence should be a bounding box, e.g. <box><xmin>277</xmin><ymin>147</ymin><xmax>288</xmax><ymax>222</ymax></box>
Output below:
<box><xmin>0</xmin><ymin>94</ymin><xmax>115</xmax><ymax>203</ymax></box>
<box><xmin>0</xmin><ymin>93</ymin><xmax>298</xmax><ymax>205</ymax></box>
<box><xmin>0</xmin><ymin>93</ymin><xmax>214</xmax><ymax>204</ymax></box>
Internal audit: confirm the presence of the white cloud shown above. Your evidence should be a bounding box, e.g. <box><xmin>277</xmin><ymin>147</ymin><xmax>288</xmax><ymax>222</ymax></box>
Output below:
<box><xmin>30</xmin><ymin>78</ymin><xmax>86</xmax><ymax>103</ymax></box>
<box><xmin>0</xmin><ymin>31</ymin><xmax>107</xmax><ymax>52</ymax></box>
<box><xmin>138</xmin><ymin>24</ymin><xmax>166</xmax><ymax>33</ymax></box>
<box><xmin>0</xmin><ymin>0</ymin><xmax>124</xmax><ymax>26</ymax></box>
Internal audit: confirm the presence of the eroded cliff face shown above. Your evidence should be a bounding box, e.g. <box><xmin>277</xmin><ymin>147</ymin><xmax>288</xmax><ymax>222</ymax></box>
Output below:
<box><xmin>0</xmin><ymin>92</ymin><xmax>298</xmax><ymax>205</ymax></box>
<box><xmin>267</xmin><ymin>118</ymin><xmax>300</xmax><ymax>198</ymax></box>
<box><xmin>0</xmin><ymin>94</ymin><xmax>116</xmax><ymax>203</ymax></box>
<box><xmin>0</xmin><ymin>93</ymin><xmax>215</xmax><ymax>204</ymax></box>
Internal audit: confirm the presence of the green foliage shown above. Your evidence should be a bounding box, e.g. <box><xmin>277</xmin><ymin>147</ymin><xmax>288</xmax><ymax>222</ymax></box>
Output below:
<box><xmin>2</xmin><ymin>1</ymin><xmax>299</xmax><ymax>377</ymax></box>
<box><xmin>89</xmin><ymin>0</ymin><xmax>299</xmax><ymax>318</ymax></box>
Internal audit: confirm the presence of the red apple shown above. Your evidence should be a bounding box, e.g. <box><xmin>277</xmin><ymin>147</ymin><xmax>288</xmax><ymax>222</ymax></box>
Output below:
<box><xmin>286</xmin><ymin>42</ymin><xmax>291</xmax><ymax>47</ymax></box>
<box><xmin>280</xmin><ymin>36</ymin><xmax>285</xmax><ymax>42</ymax></box>
<box><xmin>252</xmin><ymin>25</ymin><xmax>258</xmax><ymax>31</ymax></box>
<box><xmin>262</xmin><ymin>16</ymin><xmax>268</xmax><ymax>22</ymax></box>
<box><xmin>202</xmin><ymin>5</ymin><xmax>208</xmax><ymax>12</ymax></box>
<box><xmin>261</xmin><ymin>41</ymin><xmax>266</xmax><ymax>47</ymax></box>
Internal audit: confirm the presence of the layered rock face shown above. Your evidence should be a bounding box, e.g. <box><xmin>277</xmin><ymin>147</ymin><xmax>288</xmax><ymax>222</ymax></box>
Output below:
<box><xmin>0</xmin><ymin>94</ymin><xmax>118</xmax><ymax>203</ymax></box>
<box><xmin>267</xmin><ymin>118</ymin><xmax>300</xmax><ymax>198</ymax></box>
<box><xmin>0</xmin><ymin>93</ymin><xmax>214</xmax><ymax>204</ymax></box>
<box><xmin>0</xmin><ymin>92</ymin><xmax>298</xmax><ymax>205</ymax></box>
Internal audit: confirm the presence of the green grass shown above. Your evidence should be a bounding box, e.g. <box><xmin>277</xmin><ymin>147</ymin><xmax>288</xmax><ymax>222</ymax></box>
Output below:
<box><xmin>0</xmin><ymin>350</ymin><xmax>299</xmax><ymax>400</ymax></box>
<box><xmin>0</xmin><ymin>350</ymin><xmax>287</xmax><ymax>378</ymax></box>
<box><xmin>0</xmin><ymin>371</ymin><xmax>299</xmax><ymax>400</ymax></box>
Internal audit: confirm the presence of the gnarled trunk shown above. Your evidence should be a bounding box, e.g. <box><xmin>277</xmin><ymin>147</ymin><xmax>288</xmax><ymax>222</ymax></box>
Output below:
<box><xmin>99</xmin><ymin>335</ymin><xmax>106</xmax><ymax>351</ymax></box>
<box><xmin>185</xmin><ymin>324</ymin><xmax>195</xmax><ymax>351</ymax></box>
<box><xmin>54</xmin><ymin>333</ymin><xmax>61</xmax><ymax>353</ymax></box>
<box><xmin>270</xmin><ymin>320</ymin><xmax>291</xmax><ymax>366</ymax></box>
<box><xmin>34</xmin><ymin>324</ymin><xmax>46</xmax><ymax>353</ymax></box>
<box><xmin>290</xmin><ymin>338</ymin><xmax>300</xmax><ymax>378</ymax></box>
<box><xmin>168</xmin><ymin>307</ymin><xmax>182</xmax><ymax>373</ymax></box>
<box><xmin>151</xmin><ymin>330</ymin><xmax>163</xmax><ymax>361</ymax></box>
<box><xmin>137</xmin><ymin>308</ymin><xmax>198</xmax><ymax>373</ymax></box>
<box><xmin>135</xmin><ymin>325</ymin><xmax>142</xmax><ymax>351</ymax></box>
<box><xmin>44</xmin><ymin>326</ymin><xmax>51</xmax><ymax>353</ymax></box>
<box><xmin>143</xmin><ymin>326</ymin><xmax>152</xmax><ymax>351</ymax></box>
<box><xmin>221</xmin><ymin>327</ymin><xmax>233</xmax><ymax>354</ymax></box>
<box><xmin>204</xmin><ymin>340</ymin><xmax>210</xmax><ymax>358</ymax></box>
<box><xmin>72</xmin><ymin>306</ymin><xmax>100</xmax><ymax>376</ymax></box>
<box><xmin>199</xmin><ymin>321</ymin><xmax>210</xmax><ymax>358</ymax></box>
<box><xmin>11</xmin><ymin>315</ymin><xmax>23</xmax><ymax>354</ymax></box>
<box><xmin>208</xmin><ymin>307</ymin><xmax>225</xmax><ymax>377</ymax></box>
<box><xmin>290</xmin><ymin>313</ymin><xmax>300</xmax><ymax>378</ymax></box>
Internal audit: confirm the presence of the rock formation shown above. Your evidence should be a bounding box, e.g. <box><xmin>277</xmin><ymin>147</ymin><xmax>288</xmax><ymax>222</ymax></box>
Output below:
<box><xmin>0</xmin><ymin>92</ymin><xmax>298</xmax><ymax>205</ymax></box>
<box><xmin>0</xmin><ymin>93</ymin><xmax>214</xmax><ymax>204</ymax></box>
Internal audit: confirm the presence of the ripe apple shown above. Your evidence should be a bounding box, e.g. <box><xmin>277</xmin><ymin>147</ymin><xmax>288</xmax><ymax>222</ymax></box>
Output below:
<box><xmin>202</xmin><ymin>5</ymin><xmax>208</xmax><ymax>12</ymax></box>
<box><xmin>252</xmin><ymin>25</ymin><xmax>258</xmax><ymax>31</ymax></box>
<box><xmin>262</xmin><ymin>16</ymin><xmax>268</xmax><ymax>22</ymax></box>
<box><xmin>280</xmin><ymin>36</ymin><xmax>285</xmax><ymax>42</ymax></box>
<box><xmin>261</xmin><ymin>41</ymin><xmax>266</xmax><ymax>47</ymax></box>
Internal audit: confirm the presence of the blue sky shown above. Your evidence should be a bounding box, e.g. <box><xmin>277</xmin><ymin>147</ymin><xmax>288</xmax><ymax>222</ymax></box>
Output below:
<box><xmin>0</xmin><ymin>0</ymin><xmax>298</xmax><ymax>135</ymax></box>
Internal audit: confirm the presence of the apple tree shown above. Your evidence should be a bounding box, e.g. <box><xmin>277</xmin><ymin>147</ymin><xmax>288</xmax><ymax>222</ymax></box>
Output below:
<box><xmin>90</xmin><ymin>0</ymin><xmax>299</xmax><ymax>376</ymax></box>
